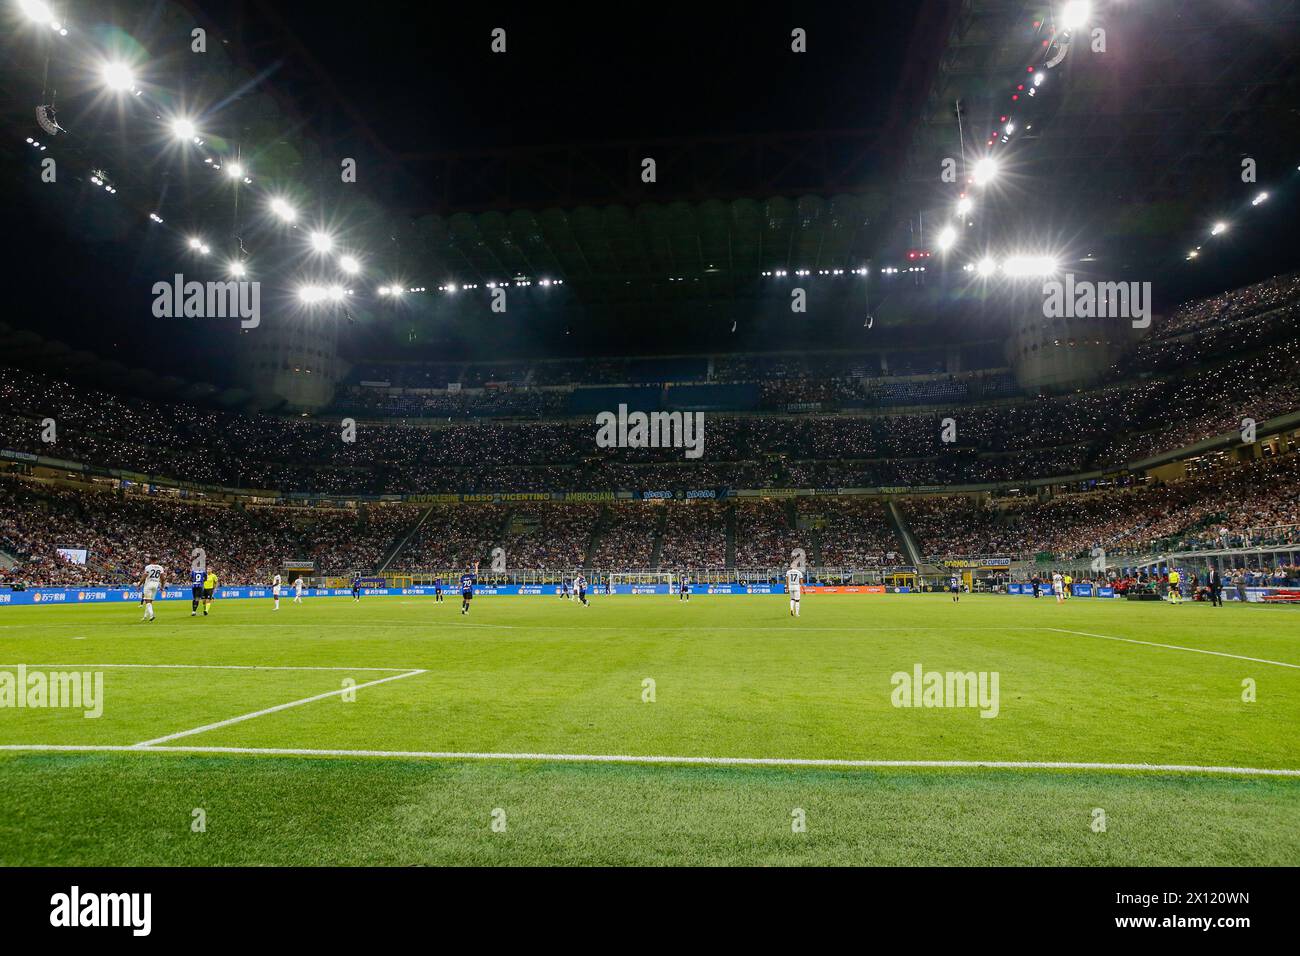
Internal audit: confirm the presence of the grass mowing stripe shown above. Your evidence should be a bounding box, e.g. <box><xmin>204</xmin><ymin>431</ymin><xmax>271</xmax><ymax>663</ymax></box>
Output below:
<box><xmin>130</xmin><ymin>669</ymin><xmax>428</xmax><ymax>747</ymax></box>
<box><xmin>0</xmin><ymin>743</ymin><xmax>1296</xmax><ymax>777</ymax></box>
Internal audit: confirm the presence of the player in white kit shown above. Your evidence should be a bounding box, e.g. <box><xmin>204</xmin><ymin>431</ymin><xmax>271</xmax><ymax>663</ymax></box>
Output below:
<box><xmin>292</xmin><ymin>576</ymin><xmax>304</xmax><ymax>604</ymax></box>
<box><xmin>139</xmin><ymin>557</ymin><xmax>166</xmax><ymax>622</ymax></box>
<box><xmin>1052</xmin><ymin>571</ymin><xmax>1065</xmax><ymax>604</ymax></box>
<box><xmin>271</xmin><ymin>573</ymin><xmax>282</xmax><ymax>611</ymax></box>
<box><xmin>786</xmin><ymin>567</ymin><xmax>803</xmax><ymax>617</ymax></box>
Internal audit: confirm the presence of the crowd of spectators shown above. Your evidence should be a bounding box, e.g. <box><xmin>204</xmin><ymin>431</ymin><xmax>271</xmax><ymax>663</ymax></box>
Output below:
<box><xmin>0</xmin><ymin>478</ymin><xmax>419</xmax><ymax>587</ymax></box>
<box><xmin>907</xmin><ymin>453</ymin><xmax>1300</xmax><ymax>561</ymax></box>
<box><xmin>657</xmin><ymin>502</ymin><xmax>727</xmax><ymax>567</ymax></box>
<box><xmin>1</xmin><ymin>274</ymin><xmax>1299</xmax><ymax>505</ymax></box>
<box><xmin>804</xmin><ymin>497</ymin><xmax>900</xmax><ymax>566</ymax></box>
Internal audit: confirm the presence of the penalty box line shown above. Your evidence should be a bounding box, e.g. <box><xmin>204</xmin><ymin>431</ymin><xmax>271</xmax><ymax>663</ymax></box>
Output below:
<box><xmin>1045</xmin><ymin>628</ymin><xmax>1300</xmax><ymax>670</ymax></box>
<box><xmin>130</xmin><ymin>668</ymin><xmax>427</xmax><ymax>748</ymax></box>
<box><xmin>0</xmin><ymin>745</ymin><xmax>1297</xmax><ymax>778</ymax></box>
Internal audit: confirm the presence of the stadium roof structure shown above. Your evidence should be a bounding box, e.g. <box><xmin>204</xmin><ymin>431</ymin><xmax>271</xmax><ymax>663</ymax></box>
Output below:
<box><xmin>901</xmin><ymin>0</ymin><xmax>1300</xmax><ymax>268</ymax></box>
<box><xmin>0</xmin><ymin>0</ymin><xmax>1298</xmax><ymax>372</ymax></box>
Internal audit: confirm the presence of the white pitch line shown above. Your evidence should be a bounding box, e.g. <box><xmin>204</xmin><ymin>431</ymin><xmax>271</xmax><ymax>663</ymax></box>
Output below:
<box><xmin>1046</xmin><ymin>628</ymin><xmax>1300</xmax><ymax>670</ymax></box>
<box><xmin>0</xmin><ymin>744</ymin><xmax>1296</xmax><ymax>777</ymax></box>
<box><xmin>129</xmin><ymin>669</ymin><xmax>427</xmax><ymax>748</ymax></box>
<box><xmin>0</xmin><ymin>662</ymin><xmax>421</xmax><ymax>673</ymax></box>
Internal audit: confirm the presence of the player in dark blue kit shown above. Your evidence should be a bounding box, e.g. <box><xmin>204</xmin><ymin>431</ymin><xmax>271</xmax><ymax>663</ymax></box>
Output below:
<box><xmin>950</xmin><ymin>574</ymin><xmax>961</xmax><ymax>603</ymax></box>
<box><xmin>351</xmin><ymin>573</ymin><xmax>362</xmax><ymax>602</ymax></box>
<box><xmin>679</xmin><ymin>576</ymin><xmax>690</xmax><ymax>601</ymax></box>
<box><xmin>460</xmin><ymin>561</ymin><xmax>479</xmax><ymax>615</ymax></box>
<box><xmin>576</xmin><ymin>573</ymin><xmax>589</xmax><ymax>607</ymax></box>
<box><xmin>433</xmin><ymin>578</ymin><xmax>444</xmax><ymax>603</ymax></box>
<box><xmin>190</xmin><ymin>566</ymin><xmax>206</xmax><ymax>616</ymax></box>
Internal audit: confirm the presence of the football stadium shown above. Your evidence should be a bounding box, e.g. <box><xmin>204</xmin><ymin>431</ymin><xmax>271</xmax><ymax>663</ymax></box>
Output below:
<box><xmin>1</xmin><ymin>0</ymin><xmax>1299</xmax><ymax>910</ymax></box>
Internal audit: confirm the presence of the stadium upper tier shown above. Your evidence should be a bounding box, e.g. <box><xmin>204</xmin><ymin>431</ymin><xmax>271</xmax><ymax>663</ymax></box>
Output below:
<box><xmin>1</xmin><ymin>273</ymin><xmax>1299</xmax><ymax>499</ymax></box>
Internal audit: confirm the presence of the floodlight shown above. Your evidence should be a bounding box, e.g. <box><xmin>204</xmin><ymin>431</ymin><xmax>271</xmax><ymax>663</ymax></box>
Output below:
<box><xmin>1002</xmin><ymin>255</ymin><xmax>1058</xmax><ymax>277</ymax></box>
<box><xmin>19</xmin><ymin>0</ymin><xmax>53</xmax><ymax>23</ymax></box>
<box><xmin>1251</xmin><ymin>192</ymin><xmax>1268</xmax><ymax>206</ymax></box>
<box><xmin>101</xmin><ymin>62</ymin><xmax>135</xmax><ymax>92</ymax></box>
<box><xmin>298</xmin><ymin>285</ymin><xmax>325</xmax><ymax>304</ymax></box>
<box><xmin>309</xmin><ymin>231</ymin><xmax>333</xmax><ymax>253</ymax></box>
<box><xmin>170</xmin><ymin>118</ymin><xmax>197</xmax><ymax>140</ymax></box>
<box><xmin>187</xmin><ymin>237</ymin><xmax>203</xmax><ymax>250</ymax></box>
<box><xmin>225</xmin><ymin>161</ymin><xmax>245</xmax><ymax>180</ymax></box>
<box><xmin>972</xmin><ymin>157</ymin><xmax>999</xmax><ymax>187</ymax></box>
<box><xmin>269</xmin><ymin>198</ymin><xmax>297</xmax><ymax>223</ymax></box>
<box><xmin>229</xmin><ymin>261</ymin><xmax>247</xmax><ymax>278</ymax></box>
<box><xmin>1060</xmin><ymin>1</ymin><xmax>1091</xmax><ymax>33</ymax></box>
<box><xmin>956</xmin><ymin>196</ymin><xmax>973</xmax><ymax>216</ymax></box>
<box><xmin>339</xmin><ymin>255</ymin><xmax>360</xmax><ymax>274</ymax></box>
<box><xmin>1210</xmin><ymin>221</ymin><xmax>1228</xmax><ymax>236</ymax></box>
<box><xmin>936</xmin><ymin>225</ymin><xmax>958</xmax><ymax>251</ymax></box>
<box><xmin>976</xmin><ymin>257</ymin><xmax>997</xmax><ymax>277</ymax></box>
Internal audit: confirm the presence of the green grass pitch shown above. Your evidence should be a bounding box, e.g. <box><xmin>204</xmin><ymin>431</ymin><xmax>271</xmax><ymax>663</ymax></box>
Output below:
<box><xmin>1</xmin><ymin>593</ymin><xmax>1297</xmax><ymax>866</ymax></box>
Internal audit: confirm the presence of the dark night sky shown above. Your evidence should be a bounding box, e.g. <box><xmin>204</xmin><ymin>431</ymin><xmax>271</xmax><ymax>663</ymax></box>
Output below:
<box><xmin>215</xmin><ymin>2</ymin><xmax>923</xmax><ymax>156</ymax></box>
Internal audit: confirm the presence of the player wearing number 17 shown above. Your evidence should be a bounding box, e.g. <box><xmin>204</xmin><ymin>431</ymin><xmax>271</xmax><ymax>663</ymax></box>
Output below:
<box><xmin>786</xmin><ymin>566</ymin><xmax>803</xmax><ymax>617</ymax></box>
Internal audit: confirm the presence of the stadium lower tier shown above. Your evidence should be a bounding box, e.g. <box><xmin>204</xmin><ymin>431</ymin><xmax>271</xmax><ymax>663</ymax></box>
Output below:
<box><xmin>2</xmin><ymin>450</ymin><xmax>1298</xmax><ymax>588</ymax></box>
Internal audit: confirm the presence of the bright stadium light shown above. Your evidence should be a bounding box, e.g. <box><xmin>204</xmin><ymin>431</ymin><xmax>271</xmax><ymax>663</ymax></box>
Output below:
<box><xmin>297</xmin><ymin>285</ymin><xmax>326</xmax><ymax>304</ymax></box>
<box><xmin>977</xmin><ymin>256</ymin><xmax>997</xmax><ymax>277</ymax></box>
<box><xmin>187</xmin><ymin>237</ymin><xmax>203</xmax><ymax>250</ymax></box>
<box><xmin>225</xmin><ymin>161</ymin><xmax>245</xmax><ymax>180</ymax></box>
<box><xmin>229</xmin><ymin>261</ymin><xmax>247</xmax><ymax>278</ymax></box>
<box><xmin>170</xmin><ymin>118</ymin><xmax>197</xmax><ymax>141</ymax></box>
<box><xmin>269</xmin><ymin>198</ymin><xmax>297</xmax><ymax>223</ymax></box>
<box><xmin>1251</xmin><ymin>192</ymin><xmax>1268</xmax><ymax>206</ymax></box>
<box><xmin>972</xmin><ymin>156</ymin><xmax>999</xmax><ymax>187</ymax></box>
<box><xmin>309</xmin><ymin>231</ymin><xmax>333</xmax><ymax>253</ymax></box>
<box><xmin>19</xmin><ymin>0</ymin><xmax>53</xmax><ymax>23</ymax></box>
<box><xmin>327</xmin><ymin>284</ymin><xmax>345</xmax><ymax>302</ymax></box>
<box><xmin>101</xmin><ymin>62</ymin><xmax>136</xmax><ymax>92</ymax></box>
<box><xmin>339</xmin><ymin>255</ymin><xmax>360</xmax><ymax>275</ymax></box>
<box><xmin>1002</xmin><ymin>255</ymin><xmax>1058</xmax><ymax>277</ymax></box>
<box><xmin>1060</xmin><ymin>1</ymin><xmax>1091</xmax><ymax>33</ymax></box>
<box><xmin>1211</xmin><ymin>221</ymin><xmax>1228</xmax><ymax>236</ymax></box>
<box><xmin>956</xmin><ymin>195</ymin><xmax>973</xmax><ymax>216</ymax></box>
<box><xmin>936</xmin><ymin>224</ymin><xmax>958</xmax><ymax>252</ymax></box>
